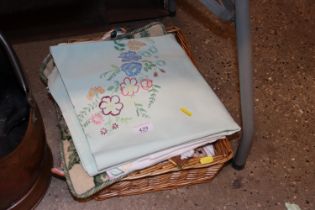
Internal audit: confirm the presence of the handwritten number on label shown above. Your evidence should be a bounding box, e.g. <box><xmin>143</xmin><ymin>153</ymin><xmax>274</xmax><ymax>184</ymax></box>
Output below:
<box><xmin>139</xmin><ymin>126</ymin><xmax>149</xmax><ymax>134</ymax></box>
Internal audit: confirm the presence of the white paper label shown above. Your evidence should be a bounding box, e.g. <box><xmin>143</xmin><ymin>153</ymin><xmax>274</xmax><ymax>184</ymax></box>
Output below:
<box><xmin>133</xmin><ymin>122</ymin><xmax>154</xmax><ymax>135</ymax></box>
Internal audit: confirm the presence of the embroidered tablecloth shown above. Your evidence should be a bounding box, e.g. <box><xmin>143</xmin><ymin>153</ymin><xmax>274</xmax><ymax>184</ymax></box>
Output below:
<box><xmin>49</xmin><ymin>34</ymin><xmax>240</xmax><ymax>176</ymax></box>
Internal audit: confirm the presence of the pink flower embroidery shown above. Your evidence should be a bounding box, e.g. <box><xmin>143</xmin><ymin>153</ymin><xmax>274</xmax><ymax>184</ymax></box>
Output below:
<box><xmin>100</xmin><ymin>128</ymin><xmax>108</xmax><ymax>135</ymax></box>
<box><xmin>140</xmin><ymin>79</ymin><xmax>153</xmax><ymax>90</ymax></box>
<box><xmin>120</xmin><ymin>77</ymin><xmax>140</xmax><ymax>96</ymax></box>
<box><xmin>112</xmin><ymin>123</ymin><xmax>119</xmax><ymax>130</ymax></box>
<box><xmin>99</xmin><ymin>95</ymin><xmax>124</xmax><ymax>116</ymax></box>
<box><xmin>90</xmin><ymin>113</ymin><xmax>104</xmax><ymax>125</ymax></box>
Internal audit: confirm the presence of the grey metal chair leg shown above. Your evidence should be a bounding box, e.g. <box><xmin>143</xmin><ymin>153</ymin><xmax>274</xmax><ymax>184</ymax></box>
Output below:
<box><xmin>168</xmin><ymin>0</ymin><xmax>176</xmax><ymax>16</ymax></box>
<box><xmin>232</xmin><ymin>0</ymin><xmax>255</xmax><ymax>170</ymax></box>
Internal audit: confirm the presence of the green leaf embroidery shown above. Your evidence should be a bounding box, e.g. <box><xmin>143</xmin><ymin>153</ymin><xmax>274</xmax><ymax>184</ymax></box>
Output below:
<box><xmin>114</xmin><ymin>40</ymin><xmax>125</xmax><ymax>51</ymax></box>
<box><xmin>142</xmin><ymin>60</ymin><xmax>156</xmax><ymax>72</ymax></box>
<box><xmin>78</xmin><ymin>97</ymin><xmax>101</xmax><ymax>123</ymax></box>
<box><xmin>100</xmin><ymin>66</ymin><xmax>121</xmax><ymax>81</ymax></box>
<box><xmin>134</xmin><ymin>103</ymin><xmax>150</xmax><ymax>118</ymax></box>
<box><xmin>155</xmin><ymin>60</ymin><xmax>166</xmax><ymax>67</ymax></box>
<box><xmin>116</xmin><ymin>117</ymin><xmax>133</xmax><ymax>124</ymax></box>
<box><xmin>107</xmin><ymin>86</ymin><xmax>114</xmax><ymax>91</ymax></box>
<box><xmin>148</xmin><ymin>84</ymin><xmax>161</xmax><ymax>108</ymax></box>
<box><xmin>113</xmin><ymin>81</ymin><xmax>120</xmax><ymax>92</ymax></box>
<box><xmin>114</xmin><ymin>46</ymin><xmax>124</xmax><ymax>51</ymax></box>
<box><xmin>82</xmin><ymin>120</ymin><xmax>90</xmax><ymax>128</ymax></box>
<box><xmin>99</xmin><ymin>71</ymin><xmax>111</xmax><ymax>79</ymax></box>
<box><xmin>114</xmin><ymin>40</ymin><xmax>125</xmax><ymax>47</ymax></box>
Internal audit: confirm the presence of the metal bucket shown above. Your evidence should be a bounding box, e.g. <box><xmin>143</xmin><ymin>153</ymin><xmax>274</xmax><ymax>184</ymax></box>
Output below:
<box><xmin>0</xmin><ymin>33</ymin><xmax>52</xmax><ymax>210</ymax></box>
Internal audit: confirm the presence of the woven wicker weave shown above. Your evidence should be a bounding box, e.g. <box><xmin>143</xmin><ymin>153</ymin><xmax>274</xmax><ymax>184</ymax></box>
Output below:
<box><xmin>95</xmin><ymin>139</ymin><xmax>232</xmax><ymax>200</ymax></box>
<box><xmin>93</xmin><ymin>27</ymin><xmax>234</xmax><ymax>200</ymax></box>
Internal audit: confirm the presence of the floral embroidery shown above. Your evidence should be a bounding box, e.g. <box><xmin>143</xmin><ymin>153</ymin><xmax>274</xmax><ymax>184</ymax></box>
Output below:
<box><xmin>140</xmin><ymin>79</ymin><xmax>153</xmax><ymax>90</ymax></box>
<box><xmin>127</xmin><ymin>40</ymin><xmax>146</xmax><ymax>51</ymax></box>
<box><xmin>120</xmin><ymin>77</ymin><xmax>140</xmax><ymax>96</ymax></box>
<box><xmin>73</xmin><ymin>37</ymin><xmax>171</xmax><ymax>143</ymax></box>
<box><xmin>90</xmin><ymin>113</ymin><xmax>104</xmax><ymax>125</ymax></box>
<box><xmin>119</xmin><ymin>51</ymin><xmax>141</xmax><ymax>62</ymax></box>
<box><xmin>87</xmin><ymin>86</ymin><xmax>105</xmax><ymax>100</ymax></box>
<box><xmin>80</xmin><ymin>38</ymin><xmax>168</xmax><ymax>132</ymax></box>
<box><xmin>99</xmin><ymin>95</ymin><xmax>124</xmax><ymax>116</ymax></box>
<box><xmin>121</xmin><ymin>62</ymin><xmax>142</xmax><ymax>77</ymax></box>
<box><xmin>112</xmin><ymin>123</ymin><xmax>119</xmax><ymax>130</ymax></box>
<box><xmin>78</xmin><ymin>94</ymin><xmax>101</xmax><ymax>127</ymax></box>
<box><xmin>100</xmin><ymin>128</ymin><xmax>108</xmax><ymax>135</ymax></box>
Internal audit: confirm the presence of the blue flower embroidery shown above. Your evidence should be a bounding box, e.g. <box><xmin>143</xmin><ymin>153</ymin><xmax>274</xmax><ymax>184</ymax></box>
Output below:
<box><xmin>119</xmin><ymin>51</ymin><xmax>141</xmax><ymax>62</ymax></box>
<box><xmin>121</xmin><ymin>62</ymin><xmax>142</xmax><ymax>77</ymax></box>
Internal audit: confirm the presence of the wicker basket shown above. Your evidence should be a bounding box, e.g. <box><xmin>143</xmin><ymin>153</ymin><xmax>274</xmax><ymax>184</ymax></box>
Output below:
<box><xmin>91</xmin><ymin>27</ymin><xmax>234</xmax><ymax>200</ymax></box>
<box><xmin>94</xmin><ymin>138</ymin><xmax>232</xmax><ymax>200</ymax></box>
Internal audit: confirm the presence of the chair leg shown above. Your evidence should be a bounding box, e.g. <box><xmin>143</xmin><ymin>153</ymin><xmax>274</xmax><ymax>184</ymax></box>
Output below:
<box><xmin>168</xmin><ymin>0</ymin><xmax>176</xmax><ymax>16</ymax></box>
<box><xmin>232</xmin><ymin>0</ymin><xmax>255</xmax><ymax>170</ymax></box>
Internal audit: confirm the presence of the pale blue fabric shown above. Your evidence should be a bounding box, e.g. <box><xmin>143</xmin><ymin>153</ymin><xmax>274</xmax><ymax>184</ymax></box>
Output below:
<box><xmin>48</xmin><ymin>68</ymin><xmax>100</xmax><ymax>175</ymax></box>
<box><xmin>49</xmin><ymin>34</ymin><xmax>240</xmax><ymax>175</ymax></box>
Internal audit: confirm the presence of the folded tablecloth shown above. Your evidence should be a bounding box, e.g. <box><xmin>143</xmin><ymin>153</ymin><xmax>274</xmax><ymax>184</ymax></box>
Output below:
<box><xmin>48</xmin><ymin>34</ymin><xmax>240</xmax><ymax>176</ymax></box>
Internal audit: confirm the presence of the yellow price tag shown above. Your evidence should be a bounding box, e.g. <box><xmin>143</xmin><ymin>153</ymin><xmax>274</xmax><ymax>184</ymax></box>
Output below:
<box><xmin>200</xmin><ymin>156</ymin><xmax>214</xmax><ymax>164</ymax></box>
<box><xmin>180</xmin><ymin>107</ymin><xmax>192</xmax><ymax>117</ymax></box>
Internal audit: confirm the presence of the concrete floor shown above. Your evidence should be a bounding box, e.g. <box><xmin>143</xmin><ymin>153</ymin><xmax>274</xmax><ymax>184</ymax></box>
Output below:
<box><xmin>12</xmin><ymin>0</ymin><xmax>315</xmax><ymax>209</ymax></box>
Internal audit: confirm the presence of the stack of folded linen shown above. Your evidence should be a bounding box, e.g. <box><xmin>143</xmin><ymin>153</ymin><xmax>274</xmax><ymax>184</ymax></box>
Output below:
<box><xmin>47</xmin><ymin>33</ymin><xmax>240</xmax><ymax>178</ymax></box>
